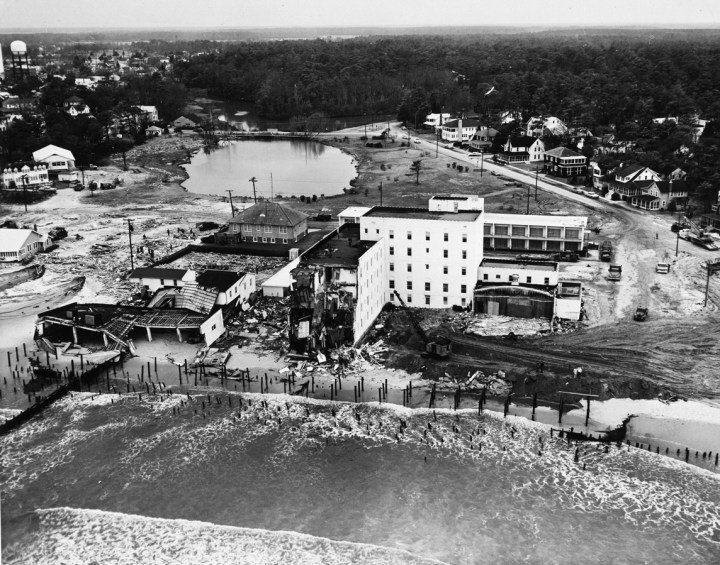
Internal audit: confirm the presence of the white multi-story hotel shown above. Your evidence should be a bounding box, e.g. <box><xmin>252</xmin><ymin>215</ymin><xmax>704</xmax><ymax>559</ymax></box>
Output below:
<box><xmin>289</xmin><ymin>195</ymin><xmax>588</xmax><ymax>350</ymax></box>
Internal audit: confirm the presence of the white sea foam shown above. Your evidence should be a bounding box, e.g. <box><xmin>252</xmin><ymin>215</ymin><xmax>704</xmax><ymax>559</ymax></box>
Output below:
<box><xmin>4</xmin><ymin>507</ymin><xmax>448</xmax><ymax>565</ymax></box>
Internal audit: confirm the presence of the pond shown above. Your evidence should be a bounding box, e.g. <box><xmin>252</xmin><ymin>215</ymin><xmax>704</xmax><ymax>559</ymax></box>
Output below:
<box><xmin>181</xmin><ymin>139</ymin><xmax>358</xmax><ymax>199</ymax></box>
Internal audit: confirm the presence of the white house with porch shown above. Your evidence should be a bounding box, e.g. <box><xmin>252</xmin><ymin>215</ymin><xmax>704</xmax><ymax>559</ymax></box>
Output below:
<box><xmin>32</xmin><ymin>145</ymin><xmax>76</xmax><ymax>174</ymax></box>
<box><xmin>0</xmin><ymin>229</ymin><xmax>52</xmax><ymax>262</ymax></box>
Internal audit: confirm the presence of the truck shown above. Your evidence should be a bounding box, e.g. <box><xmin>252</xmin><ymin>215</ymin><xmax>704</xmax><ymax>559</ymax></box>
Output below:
<box><xmin>688</xmin><ymin>233</ymin><xmax>720</xmax><ymax>251</ymax></box>
<box><xmin>608</xmin><ymin>265</ymin><xmax>622</xmax><ymax>281</ymax></box>
<box><xmin>633</xmin><ymin>307</ymin><xmax>648</xmax><ymax>321</ymax></box>
<box><xmin>600</xmin><ymin>241</ymin><xmax>613</xmax><ymax>262</ymax></box>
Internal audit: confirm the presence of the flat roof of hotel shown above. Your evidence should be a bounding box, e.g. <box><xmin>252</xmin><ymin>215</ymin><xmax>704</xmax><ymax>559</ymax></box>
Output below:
<box><xmin>485</xmin><ymin>212</ymin><xmax>587</xmax><ymax>228</ymax></box>
<box><xmin>300</xmin><ymin>224</ymin><xmax>378</xmax><ymax>267</ymax></box>
<box><xmin>481</xmin><ymin>259</ymin><xmax>558</xmax><ymax>271</ymax></box>
<box><xmin>364</xmin><ymin>206</ymin><xmax>481</xmax><ymax>222</ymax></box>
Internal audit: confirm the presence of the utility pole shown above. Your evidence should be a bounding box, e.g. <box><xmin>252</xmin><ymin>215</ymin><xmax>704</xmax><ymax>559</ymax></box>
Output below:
<box><xmin>270</xmin><ymin>172</ymin><xmax>274</xmax><ymax>201</ymax></box>
<box><xmin>526</xmin><ymin>183</ymin><xmax>530</xmax><ymax>215</ymax></box>
<box><xmin>435</xmin><ymin>129</ymin><xmax>439</xmax><ymax>157</ymax></box>
<box><xmin>22</xmin><ymin>175</ymin><xmax>28</xmax><ymax>212</ymax></box>
<box><xmin>535</xmin><ymin>166</ymin><xmax>539</xmax><ymax>200</ymax></box>
<box><xmin>80</xmin><ymin>165</ymin><xmax>85</xmax><ymax>189</ymax></box>
<box><xmin>249</xmin><ymin>177</ymin><xmax>257</xmax><ymax>203</ymax></box>
<box><xmin>480</xmin><ymin>151</ymin><xmax>484</xmax><ymax>177</ymax></box>
<box><xmin>127</xmin><ymin>219</ymin><xmax>134</xmax><ymax>272</ymax></box>
<box><xmin>226</xmin><ymin>190</ymin><xmax>235</xmax><ymax>217</ymax></box>
<box><xmin>675</xmin><ymin>229</ymin><xmax>680</xmax><ymax>257</ymax></box>
<box><xmin>379</xmin><ymin>180</ymin><xmax>383</xmax><ymax>206</ymax></box>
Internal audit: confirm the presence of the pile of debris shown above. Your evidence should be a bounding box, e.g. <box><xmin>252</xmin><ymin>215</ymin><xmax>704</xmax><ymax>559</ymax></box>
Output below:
<box><xmin>464</xmin><ymin>315</ymin><xmax>551</xmax><ymax>337</ymax></box>
<box><xmin>278</xmin><ymin>339</ymin><xmax>390</xmax><ymax>383</ymax></box>
<box><xmin>220</xmin><ymin>296</ymin><xmax>290</xmax><ymax>351</ymax></box>
<box><xmin>167</xmin><ymin>252</ymin><xmax>287</xmax><ymax>284</ymax></box>
<box><xmin>437</xmin><ymin>369</ymin><xmax>512</xmax><ymax>396</ymax></box>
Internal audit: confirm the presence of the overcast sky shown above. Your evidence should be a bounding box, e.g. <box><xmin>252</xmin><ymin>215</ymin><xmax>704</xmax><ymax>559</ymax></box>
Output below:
<box><xmin>3</xmin><ymin>0</ymin><xmax>719</xmax><ymax>30</ymax></box>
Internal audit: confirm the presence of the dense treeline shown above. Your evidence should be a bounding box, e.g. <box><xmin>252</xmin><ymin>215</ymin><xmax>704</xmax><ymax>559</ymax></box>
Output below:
<box><xmin>173</xmin><ymin>33</ymin><xmax>720</xmax><ymax>126</ymax></box>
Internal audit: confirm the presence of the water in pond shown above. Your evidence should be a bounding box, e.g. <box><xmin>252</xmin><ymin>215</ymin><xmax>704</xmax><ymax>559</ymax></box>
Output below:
<box><xmin>2</xmin><ymin>392</ymin><xmax>719</xmax><ymax>564</ymax></box>
<box><xmin>181</xmin><ymin>140</ymin><xmax>358</xmax><ymax>199</ymax></box>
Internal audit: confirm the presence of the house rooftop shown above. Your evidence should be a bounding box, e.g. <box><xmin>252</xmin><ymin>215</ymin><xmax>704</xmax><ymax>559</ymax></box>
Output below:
<box><xmin>0</xmin><ymin>228</ymin><xmax>44</xmax><ymax>253</ymax></box>
<box><xmin>301</xmin><ymin>224</ymin><xmax>378</xmax><ymax>268</ymax></box>
<box><xmin>615</xmin><ymin>163</ymin><xmax>646</xmax><ymax>177</ymax></box>
<box><xmin>364</xmin><ymin>206</ymin><xmax>481</xmax><ymax>222</ymax></box>
<box><xmin>443</xmin><ymin>118</ymin><xmax>480</xmax><ymax>129</ymax></box>
<box><xmin>508</xmin><ymin>136</ymin><xmax>539</xmax><ymax>148</ymax></box>
<box><xmin>339</xmin><ymin>206</ymin><xmax>371</xmax><ymax>218</ymax></box>
<box><xmin>129</xmin><ymin>267</ymin><xmax>189</xmax><ymax>280</ymax></box>
<box><xmin>196</xmin><ymin>270</ymin><xmax>246</xmax><ymax>292</ymax></box>
<box><xmin>228</xmin><ymin>201</ymin><xmax>308</xmax><ymax>226</ymax></box>
<box><xmin>544</xmin><ymin>146</ymin><xmax>585</xmax><ymax>158</ymax></box>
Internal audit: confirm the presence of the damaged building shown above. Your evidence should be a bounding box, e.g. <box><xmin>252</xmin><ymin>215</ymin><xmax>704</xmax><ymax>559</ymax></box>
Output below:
<box><xmin>289</xmin><ymin>223</ymin><xmax>385</xmax><ymax>352</ymax></box>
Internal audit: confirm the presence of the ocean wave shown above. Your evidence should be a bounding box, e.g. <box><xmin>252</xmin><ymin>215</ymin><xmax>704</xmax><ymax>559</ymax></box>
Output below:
<box><xmin>3</xmin><ymin>507</ymin><xmax>448</xmax><ymax>565</ymax></box>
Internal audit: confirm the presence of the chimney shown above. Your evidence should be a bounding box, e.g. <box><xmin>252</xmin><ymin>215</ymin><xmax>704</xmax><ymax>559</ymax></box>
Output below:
<box><xmin>347</xmin><ymin>238</ymin><xmax>353</xmax><ymax>247</ymax></box>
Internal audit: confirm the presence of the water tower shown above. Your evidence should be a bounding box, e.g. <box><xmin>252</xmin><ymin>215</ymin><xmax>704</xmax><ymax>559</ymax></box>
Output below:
<box><xmin>10</xmin><ymin>40</ymin><xmax>29</xmax><ymax>81</ymax></box>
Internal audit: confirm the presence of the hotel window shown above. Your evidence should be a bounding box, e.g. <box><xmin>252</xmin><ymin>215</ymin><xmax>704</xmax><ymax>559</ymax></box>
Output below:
<box><xmin>262</xmin><ymin>237</ymin><xmax>267</xmax><ymax>242</ymax></box>
<box><xmin>547</xmin><ymin>227</ymin><xmax>562</xmax><ymax>238</ymax></box>
<box><xmin>512</xmin><ymin>226</ymin><xmax>527</xmax><ymax>237</ymax></box>
<box><xmin>244</xmin><ymin>225</ymin><xmax>252</xmax><ymax>232</ymax></box>
<box><xmin>407</xmin><ymin>248</ymin><xmax>412</xmax><ymax>256</ymax></box>
<box><xmin>461</xmin><ymin>267</ymin><xmax>467</xmax><ymax>276</ymax></box>
<box><xmin>483</xmin><ymin>274</ymin><xmax>488</xmax><ymax>280</ymax></box>
<box><xmin>425</xmin><ymin>232</ymin><xmax>430</xmax><ymax>241</ymax></box>
<box><xmin>426</xmin><ymin>248</ymin><xmax>429</xmax><ymax>254</ymax></box>
<box><xmin>462</xmin><ymin>233</ymin><xmax>467</xmax><ymax>243</ymax></box>
<box><xmin>389</xmin><ymin>230</ymin><xmax>394</xmax><ymax>239</ymax></box>
<box><xmin>484</xmin><ymin>225</ymin><xmax>492</xmax><ymax>235</ymax></box>
<box><xmin>425</xmin><ymin>282</ymin><xmax>431</xmax><ymax>291</ymax></box>
<box><xmin>407</xmin><ymin>231</ymin><xmax>412</xmax><ymax>240</ymax></box>
<box><xmin>565</xmin><ymin>229</ymin><xmax>580</xmax><ymax>239</ymax></box>
<box><xmin>544</xmin><ymin>278</ymin><xmax>550</xmax><ymax>285</ymax></box>
<box><xmin>443</xmin><ymin>297</ymin><xmax>448</xmax><ymax>305</ymax></box>
<box><xmin>407</xmin><ymin>281</ymin><xmax>413</xmax><ymax>290</ymax></box>
<box><xmin>425</xmin><ymin>296</ymin><xmax>431</xmax><ymax>305</ymax></box>
<box><xmin>407</xmin><ymin>264</ymin><xmax>412</xmax><ymax>272</ymax></box>
<box><xmin>461</xmin><ymin>284</ymin><xmax>467</xmax><ymax>293</ymax></box>
<box><xmin>279</xmin><ymin>226</ymin><xmax>288</xmax><ymax>234</ymax></box>
<box><xmin>425</xmin><ymin>264</ymin><xmax>429</xmax><ymax>270</ymax></box>
<box><xmin>389</xmin><ymin>280</ymin><xmax>395</xmax><ymax>289</ymax></box>
<box><xmin>389</xmin><ymin>263</ymin><xmax>394</xmax><ymax>272</ymax></box>
<box><xmin>443</xmin><ymin>283</ymin><xmax>448</xmax><ymax>292</ymax></box>
<box><xmin>461</xmin><ymin>298</ymin><xmax>466</xmax><ymax>307</ymax></box>
<box><xmin>495</xmin><ymin>225</ymin><xmax>509</xmax><ymax>236</ymax></box>
<box><xmin>264</xmin><ymin>226</ymin><xmax>272</xmax><ymax>233</ymax></box>
<box><xmin>462</xmin><ymin>250</ymin><xmax>467</xmax><ymax>259</ymax></box>
<box><xmin>443</xmin><ymin>249</ymin><xmax>448</xmax><ymax>258</ymax></box>
<box><xmin>443</xmin><ymin>266</ymin><xmax>448</xmax><ymax>274</ymax></box>
<box><xmin>526</xmin><ymin>276</ymin><xmax>532</xmax><ymax>284</ymax></box>
<box><xmin>443</xmin><ymin>233</ymin><xmax>448</xmax><ymax>242</ymax></box>
<box><xmin>389</xmin><ymin>247</ymin><xmax>394</xmax><ymax>255</ymax></box>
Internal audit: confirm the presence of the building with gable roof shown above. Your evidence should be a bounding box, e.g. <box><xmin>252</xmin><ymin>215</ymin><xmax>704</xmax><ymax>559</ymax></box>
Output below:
<box><xmin>1</xmin><ymin>162</ymin><xmax>49</xmax><ymax>189</ymax></box>
<box><xmin>629</xmin><ymin>180</ymin><xmax>688</xmax><ymax>211</ymax></box>
<box><xmin>608</xmin><ymin>164</ymin><xmax>663</xmax><ymax>199</ymax></box>
<box><xmin>542</xmin><ymin>146</ymin><xmax>588</xmax><ymax>177</ymax></box>
<box><xmin>441</xmin><ymin>118</ymin><xmax>480</xmax><ymax>142</ymax></box>
<box><xmin>32</xmin><ymin>145</ymin><xmax>76</xmax><ymax>174</ymax></box>
<box><xmin>227</xmin><ymin>202</ymin><xmax>308</xmax><ymax>244</ymax></box>
<box><xmin>498</xmin><ymin>136</ymin><xmax>545</xmax><ymax>163</ymax></box>
<box><xmin>0</xmin><ymin>228</ymin><xmax>52</xmax><ymax>262</ymax></box>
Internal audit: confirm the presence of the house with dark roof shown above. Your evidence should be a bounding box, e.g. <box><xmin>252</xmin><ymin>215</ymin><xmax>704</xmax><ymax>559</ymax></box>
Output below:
<box><xmin>608</xmin><ymin>164</ymin><xmax>663</xmax><ymax>199</ymax></box>
<box><xmin>469</xmin><ymin>127</ymin><xmax>499</xmax><ymax>152</ymax></box>
<box><xmin>542</xmin><ymin>146</ymin><xmax>588</xmax><ymax>178</ymax></box>
<box><xmin>173</xmin><ymin>113</ymin><xmax>203</xmax><ymax>129</ymax></box>
<box><xmin>441</xmin><ymin>118</ymin><xmax>481</xmax><ymax>142</ymax></box>
<box><xmin>129</xmin><ymin>267</ymin><xmax>196</xmax><ymax>293</ymax></box>
<box><xmin>498</xmin><ymin>136</ymin><xmax>545</xmax><ymax>163</ymax></box>
<box><xmin>629</xmin><ymin>180</ymin><xmax>688</xmax><ymax>211</ymax></box>
<box><xmin>227</xmin><ymin>201</ymin><xmax>308</xmax><ymax>244</ymax></box>
<box><xmin>195</xmin><ymin>269</ymin><xmax>255</xmax><ymax>306</ymax></box>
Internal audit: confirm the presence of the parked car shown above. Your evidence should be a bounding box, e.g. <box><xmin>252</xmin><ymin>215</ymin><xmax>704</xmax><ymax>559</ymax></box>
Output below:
<box><xmin>402</xmin><ymin>134</ymin><xmax>411</xmax><ymax>140</ymax></box>
<box><xmin>413</xmin><ymin>138</ymin><xmax>421</xmax><ymax>144</ymax></box>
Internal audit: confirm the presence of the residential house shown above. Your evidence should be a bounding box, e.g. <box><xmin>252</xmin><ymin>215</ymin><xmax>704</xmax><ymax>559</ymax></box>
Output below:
<box><xmin>0</xmin><ymin>229</ymin><xmax>52</xmax><ymax>262</ymax></box>
<box><xmin>526</xmin><ymin>116</ymin><xmax>567</xmax><ymax>137</ymax></box>
<box><xmin>227</xmin><ymin>201</ymin><xmax>308</xmax><ymax>244</ymax></box>
<box><xmin>145</xmin><ymin>125</ymin><xmax>163</xmax><ymax>137</ymax></box>
<box><xmin>63</xmin><ymin>96</ymin><xmax>91</xmax><ymax>116</ymax></box>
<box><xmin>1</xmin><ymin>97</ymin><xmax>38</xmax><ymax>115</ymax></box>
<box><xmin>608</xmin><ymin>164</ymin><xmax>663</xmax><ymax>199</ymax></box>
<box><xmin>32</xmin><ymin>145</ymin><xmax>76</xmax><ymax>175</ymax></box>
<box><xmin>542</xmin><ymin>146</ymin><xmax>588</xmax><ymax>178</ymax></box>
<box><xmin>468</xmin><ymin>127</ymin><xmax>499</xmax><ymax>152</ymax></box>
<box><xmin>441</xmin><ymin>118</ymin><xmax>480</xmax><ymax>142</ymax></box>
<box><xmin>1</xmin><ymin>163</ymin><xmax>49</xmax><ymax>189</ymax></box>
<box><xmin>668</xmin><ymin>167</ymin><xmax>687</xmax><ymax>181</ymax></box>
<box><xmin>173</xmin><ymin>114</ymin><xmax>203</xmax><ymax>129</ymax></box>
<box><xmin>195</xmin><ymin>270</ymin><xmax>255</xmax><ymax>306</ymax></box>
<box><xmin>497</xmin><ymin>136</ymin><xmax>545</xmax><ymax>163</ymax></box>
<box><xmin>137</xmin><ymin>105</ymin><xmax>159</xmax><ymax>122</ymax></box>
<box><xmin>589</xmin><ymin>160</ymin><xmax>615</xmax><ymax>191</ymax></box>
<box><xmin>129</xmin><ymin>267</ymin><xmax>196</xmax><ymax>293</ymax></box>
<box><xmin>423</xmin><ymin>113</ymin><xmax>451</xmax><ymax>130</ymax></box>
<box><xmin>629</xmin><ymin>180</ymin><xmax>688</xmax><ymax>211</ymax></box>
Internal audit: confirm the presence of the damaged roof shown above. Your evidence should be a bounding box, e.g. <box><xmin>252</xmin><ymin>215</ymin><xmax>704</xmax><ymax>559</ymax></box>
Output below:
<box><xmin>300</xmin><ymin>224</ymin><xmax>378</xmax><ymax>267</ymax></box>
<box><xmin>130</xmin><ymin>267</ymin><xmax>189</xmax><ymax>280</ymax></box>
<box><xmin>196</xmin><ymin>269</ymin><xmax>246</xmax><ymax>292</ymax></box>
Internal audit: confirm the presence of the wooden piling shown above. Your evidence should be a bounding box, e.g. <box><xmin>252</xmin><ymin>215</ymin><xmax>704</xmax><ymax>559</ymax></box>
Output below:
<box><xmin>7</xmin><ymin>351</ymin><xmax>11</xmax><ymax>366</ymax></box>
<box><xmin>532</xmin><ymin>392</ymin><xmax>537</xmax><ymax>420</ymax></box>
<box><xmin>585</xmin><ymin>396</ymin><xmax>591</xmax><ymax>427</ymax></box>
<box><xmin>558</xmin><ymin>399</ymin><xmax>564</xmax><ymax>424</ymax></box>
<box><xmin>154</xmin><ymin>357</ymin><xmax>157</xmax><ymax>374</ymax></box>
<box><xmin>361</xmin><ymin>376</ymin><xmax>364</xmax><ymax>391</ymax></box>
<box><xmin>354</xmin><ymin>385</ymin><xmax>358</xmax><ymax>403</ymax></box>
<box><xmin>330</xmin><ymin>384</ymin><xmax>334</xmax><ymax>401</ymax></box>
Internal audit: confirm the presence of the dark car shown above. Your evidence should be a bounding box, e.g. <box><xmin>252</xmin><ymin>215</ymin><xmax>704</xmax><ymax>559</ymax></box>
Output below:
<box><xmin>671</xmin><ymin>222</ymin><xmax>691</xmax><ymax>233</ymax></box>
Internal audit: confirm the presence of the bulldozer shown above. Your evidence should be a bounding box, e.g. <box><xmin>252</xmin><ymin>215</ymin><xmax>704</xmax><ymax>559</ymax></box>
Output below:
<box><xmin>393</xmin><ymin>291</ymin><xmax>451</xmax><ymax>359</ymax></box>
